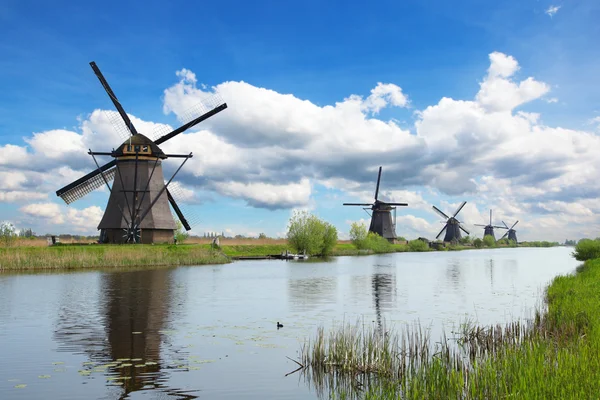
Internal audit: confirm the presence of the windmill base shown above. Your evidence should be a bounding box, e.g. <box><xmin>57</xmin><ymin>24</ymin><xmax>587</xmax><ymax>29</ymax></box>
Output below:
<box><xmin>100</xmin><ymin>228</ymin><xmax>175</xmax><ymax>244</ymax></box>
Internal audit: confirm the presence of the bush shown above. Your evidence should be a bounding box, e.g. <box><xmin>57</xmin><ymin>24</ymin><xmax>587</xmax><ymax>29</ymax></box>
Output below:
<box><xmin>287</xmin><ymin>210</ymin><xmax>338</xmax><ymax>256</ymax></box>
<box><xmin>350</xmin><ymin>222</ymin><xmax>369</xmax><ymax>249</ymax></box>
<box><xmin>0</xmin><ymin>222</ymin><xmax>17</xmax><ymax>247</ymax></box>
<box><xmin>572</xmin><ymin>239</ymin><xmax>600</xmax><ymax>261</ymax></box>
<box><xmin>364</xmin><ymin>232</ymin><xmax>393</xmax><ymax>253</ymax></box>
<box><xmin>483</xmin><ymin>235</ymin><xmax>496</xmax><ymax>247</ymax></box>
<box><xmin>408</xmin><ymin>239</ymin><xmax>430</xmax><ymax>252</ymax></box>
<box><xmin>174</xmin><ymin>221</ymin><xmax>189</xmax><ymax>243</ymax></box>
<box><xmin>473</xmin><ymin>238</ymin><xmax>483</xmax><ymax>248</ymax></box>
<box><xmin>459</xmin><ymin>235</ymin><xmax>472</xmax><ymax>245</ymax></box>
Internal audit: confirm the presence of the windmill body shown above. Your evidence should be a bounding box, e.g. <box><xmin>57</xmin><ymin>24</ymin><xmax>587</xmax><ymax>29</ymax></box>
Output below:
<box><xmin>433</xmin><ymin>201</ymin><xmax>469</xmax><ymax>243</ymax></box>
<box><xmin>500</xmin><ymin>220</ymin><xmax>519</xmax><ymax>243</ymax></box>
<box><xmin>475</xmin><ymin>210</ymin><xmax>506</xmax><ymax>241</ymax></box>
<box><xmin>97</xmin><ymin>135</ymin><xmax>177</xmax><ymax>244</ymax></box>
<box><xmin>55</xmin><ymin>61</ymin><xmax>227</xmax><ymax>244</ymax></box>
<box><xmin>343</xmin><ymin>167</ymin><xmax>408</xmax><ymax>243</ymax></box>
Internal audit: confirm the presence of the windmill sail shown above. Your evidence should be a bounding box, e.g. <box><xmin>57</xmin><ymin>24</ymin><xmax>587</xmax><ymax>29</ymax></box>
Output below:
<box><xmin>58</xmin><ymin>165</ymin><xmax>116</xmax><ymax>204</ymax></box>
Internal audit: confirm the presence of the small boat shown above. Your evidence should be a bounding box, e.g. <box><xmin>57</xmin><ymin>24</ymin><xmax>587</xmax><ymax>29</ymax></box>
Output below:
<box><xmin>280</xmin><ymin>250</ymin><xmax>309</xmax><ymax>260</ymax></box>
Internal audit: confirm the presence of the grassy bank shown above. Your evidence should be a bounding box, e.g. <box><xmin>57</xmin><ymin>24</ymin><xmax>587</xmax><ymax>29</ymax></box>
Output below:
<box><xmin>0</xmin><ymin>244</ymin><xmax>229</xmax><ymax>271</ymax></box>
<box><xmin>300</xmin><ymin>257</ymin><xmax>600</xmax><ymax>399</ymax></box>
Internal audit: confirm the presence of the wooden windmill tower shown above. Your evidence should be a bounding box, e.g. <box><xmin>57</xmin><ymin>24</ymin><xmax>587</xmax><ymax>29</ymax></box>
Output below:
<box><xmin>55</xmin><ymin>61</ymin><xmax>227</xmax><ymax>244</ymax></box>
<box><xmin>432</xmin><ymin>201</ymin><xmax>470</xmax><ymax>242</ymax></box>
<box><xmin>500</xmin><ymin>220</ymin><xmax>519</xmax><ymax>243</ymax></box>
<box><xmin>343</xmin><ymin>166</ymin><xmax>408</xmax><ymax>243</ymax></box>
<box><xmin>475</xmin><ymin>209</ymin><xmax>507</xmax><ymax>241</ymax></box>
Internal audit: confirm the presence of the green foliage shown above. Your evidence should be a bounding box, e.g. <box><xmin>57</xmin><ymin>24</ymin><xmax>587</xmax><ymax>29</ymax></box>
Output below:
<box><xmin>459</xmin><ymin>235</ymin><xmax>472</xmax><ymax>245</ymax></box>
<box><xmin>397</xmin><ymin>236</ymin><xmax>407</xmax><ymax>242</ymax></box>
<box><xmin>497</xmin><ymin>238</ymin><xmax>509</xmax><ymax>246</ymax></box>
<box><xmin>520</xmin><ymin>241</ymin><xmax>560</xmax><ymax>248</ymax></box>
<box><xmin>408</xmin><ymin>239</ymin><xmax>430</xmax><ymax>252</ymax></box>
<box><xmin>286</xmin><ymin>210</ymin><xmax>338</xmax><ymax>256</ymax></box>
<box><xmin>349</xmin><ymin>222</ymin><xmax>369</xmax><ymax>249</ymax></box>
<box><xmin>572</xmin><ymin>238</ymin><xmax>600</xmax><ymax>261</ymax></box>
<box><xmin>482</xmin><ymin>234</ymin><xmax>496</xmax><ymax>247</ymax></box>
<box><xmin>473</xmin><ymin>238</ymin><xmax>483</xmax><ymax>248</ymax></box>
<box><xmin>0</xmin><ymin>222</ymin><xmax>17</xmax><ymax>247</ymax></box>
<box><xmin>364</xmin><ymin>232</ymin><xmax>394</xmax><ymax>253</ymax></box>
<box><xmin>174</xmin><ymin>221</ymin><xmax>189</xmax><ymax>243</ymax></box>
<box><xmin>258</xmin><ymin>232</ymin><xmax>268</xmax><ymax>239</ymax></box>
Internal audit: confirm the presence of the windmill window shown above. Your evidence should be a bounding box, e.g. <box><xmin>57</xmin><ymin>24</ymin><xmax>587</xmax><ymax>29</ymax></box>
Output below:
<box><xmin>123</xmin><ymin>144</ymin><xmax>152</xmax><ymax>155</ymax></box>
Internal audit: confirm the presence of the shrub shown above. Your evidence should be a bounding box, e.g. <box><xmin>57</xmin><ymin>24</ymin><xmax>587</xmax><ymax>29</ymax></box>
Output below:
<box><xmin>408</xmin><ymin>239</ymin><xmax>430</xmax><ymax>252</ymax></box>
<box><xmin>572</xmin><ymin>238</ymin><xmax>600</xmax><ymax>261</ymax></box>
<box><xmin>174</xmin><ymin>221</ymin><xmax>189</xmax><ymax>243</ymax></box>
<box><xmin>349</xmin><ymin>222</ymin><xmax>369</xmax><ymax>249</ymax></box>
<box><xmin>483</xmin><ymin>235</ymin><xmax>496</xmax><ymax>247</ymax></box>
<box><xmin>0</xmin><ymin>222</ymin><xmax>17</xmax><ymax>247</ymax></box>
<box><xmin>473</xmin><ymin>238</ymin><xmax>483</xmax><ymax>248</ymax></box>
<box><xmin>459</xmin><ymin>235</ymin><xmax>472</xmax><ymax>245</ymax></box>
<box><xmin>287</xmin><ymin>210</ymin><xmax>338</xmax><ymax>256</ymax></box>
<box><xmin>364</xmin><ymin>232</ymin><xmax>393</xmax><ymax>253</ymax></box>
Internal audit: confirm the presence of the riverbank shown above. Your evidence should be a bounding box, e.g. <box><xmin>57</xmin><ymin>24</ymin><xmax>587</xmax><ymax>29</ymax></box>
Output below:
<box><xmin>301</xmin><ymin>255</ymin><xmax>599</xmax><ymax>398</ymax></box>
<box><xmin>0</xmin><ymin>245</ymin><xmax>229</xmax><ymax>271</ymax></box>
<box><xmin>0</xmin><ymin>241</ymin><xmax>563</xmax><ymax>271</ymax></box>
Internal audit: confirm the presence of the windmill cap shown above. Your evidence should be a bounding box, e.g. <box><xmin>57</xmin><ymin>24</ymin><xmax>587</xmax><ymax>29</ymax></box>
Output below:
<box><xmin>114</xmin><ymin>134</ymin><xmax>167</xmax><ymax>159</ymax></box>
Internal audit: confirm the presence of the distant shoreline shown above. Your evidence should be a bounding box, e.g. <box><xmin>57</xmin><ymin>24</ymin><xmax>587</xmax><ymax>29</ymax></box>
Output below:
<box><xmin>0</xmin><ymin>239</ymin><xmax>563</xmax><ymax>272</ymax></box>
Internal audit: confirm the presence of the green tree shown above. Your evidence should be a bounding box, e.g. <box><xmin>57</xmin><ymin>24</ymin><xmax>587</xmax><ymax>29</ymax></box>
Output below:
<box><xmin>473</xmin><ymin>238</ymin><xmax>483</xmax><ymax>248</ymax></box>
<box><xmin>0</xmin><ymin>222</ymin><xmax>17</xmax><ymax>247</ymax></box>
<box><xmin>258</xmin><ymin>233</ymin><xmax>268</xmax><ymax>239</ymax></box>
<box><xmin>349</xmin><ymin>221</ymin><xmax>369</xmax><ymax>249</ymax></box>
<box><xmin>483</xmin><ymin>235</ymin><xmax>496</xmax><ymax>247</ymax></box>
<box><xmin>286</xmin><ymin>210</ymin><xmax>337</xmax><ymax>256</ymax></box>
<box><xmin>174</xmin><ymin>221</ymin><xmax>189</xmax><ymax>243</ymax></box>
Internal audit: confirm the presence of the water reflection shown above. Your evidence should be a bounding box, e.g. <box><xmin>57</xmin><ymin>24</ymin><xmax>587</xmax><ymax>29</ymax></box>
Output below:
<box><xmin>372</xmin><ymin>273</ymin><xmax>395</xmax><ymax>332</ymax></box>
<box><xmin>54</xmin><ymin>268</ymin><xmax>197</xmax><ymax>398</ymax></box>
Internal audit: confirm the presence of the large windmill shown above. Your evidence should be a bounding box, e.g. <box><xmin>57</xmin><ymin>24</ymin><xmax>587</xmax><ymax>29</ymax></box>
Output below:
<box><xmin>55</xmin><ymin>61</ymin><xmax>227</xmax><ymax>244</ymax></box>
<box><xmin>474</xmin><ymin>209</ymin><xmax>507</xmax><ymax>240</ymax></box>
<box><xmin>343</xmin><ymin>166</ymin><xmax>408</xmax><ymax>243</ymax></box>
<box><xmin>500</xmin><ymin>220</ymin><xmax>519</xmax><ymax>243</ymax></box>
<box><xmin>432</xmin><ymin>201</ymin><xmax>470</xmax><ymax>243</ymax></box>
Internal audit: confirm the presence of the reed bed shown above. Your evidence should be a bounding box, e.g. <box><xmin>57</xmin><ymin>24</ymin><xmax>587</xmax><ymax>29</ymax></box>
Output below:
<box><xmin>0</xmin><ymin>244</ymin><xmax>229</xmax><ymax>271</ymax></box>
<box><xmin>299</xmin><ymin>258</ymin><xmax>600</xmax><ymax>399</ymax></box>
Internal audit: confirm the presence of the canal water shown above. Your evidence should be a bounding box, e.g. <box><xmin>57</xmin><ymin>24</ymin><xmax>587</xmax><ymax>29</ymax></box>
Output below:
<box><xmin>0</xmin><ymin>247</ymin><xmax>579</xmax><ymax>399</ymax></box>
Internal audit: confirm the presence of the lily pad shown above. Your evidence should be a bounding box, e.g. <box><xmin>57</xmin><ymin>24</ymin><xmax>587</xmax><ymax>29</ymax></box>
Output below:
<box><xmin>14</xmin><ymin>384</ymin><xmax>26</xmax><ymax>389</ymax></box>
<box><xmin>78</xmin><ymin>370</ymin><xmax>91</xmax><ymax>376</ymax></box>
<box><xmin>52</xmin><ymin>362</ymin><xmax>64</xmax><ymax>365</ymax></box>
<box><xmin>38</xmin><ymin>375</ymin><xmax>51</xmax><ymax>379</ymax></box>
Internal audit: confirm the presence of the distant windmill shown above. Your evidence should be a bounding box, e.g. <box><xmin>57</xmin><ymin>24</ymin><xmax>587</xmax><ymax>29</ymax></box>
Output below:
<box><xmin>500</xmin><ymin>220</ymin><xmax>519</xmax><ymax>243</ymax></box>
<box><xmin>475</xmin><ymin>209</ymin><xmax>507</xmax><ymax>240</ymax></box>
<box><xmin>343</xmin><ymin>166</ymin><xmax>408</xmax><ymax>243</ymax></box>
<box><xmin>432</xmin><ymin>201</ymin><xmax>470</xmax><ymax>243</ymax></box>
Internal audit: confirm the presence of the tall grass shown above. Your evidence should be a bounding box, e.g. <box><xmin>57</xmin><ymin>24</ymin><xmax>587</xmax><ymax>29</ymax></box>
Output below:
<box><xmin>299</xmin><ymin>258</ymin><xmax>600</xmax><ymax>399</ymax></box>
<box><xmin>0</xmin><ymin>244</ymin><xmax>229</xmax><ymax>271</ymax></box>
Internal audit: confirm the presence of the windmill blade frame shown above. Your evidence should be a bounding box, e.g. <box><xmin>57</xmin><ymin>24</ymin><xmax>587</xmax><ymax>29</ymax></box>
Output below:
<box><xmin>89</xmin><ymin>61</ymin><xmax>139</xmax><ymax>136</ymax></box>
<box><xmin>452</xmin><ymin>201</ymin><xmax>467</xmax><ymax>218</ymax></box>
<box><xmin>374</xmin><ymin>166</ymin><xmax>382</xmax><ymax>201</ymax></box>
<box><xmin>432</xmin><ymin>205</ymin><xmax>450</xmax><ymax>220</ymax></box>
<box><xmin>436</xmin><ymin>225</ymin><xmax>447</xmax><ymax>239</ymax></box>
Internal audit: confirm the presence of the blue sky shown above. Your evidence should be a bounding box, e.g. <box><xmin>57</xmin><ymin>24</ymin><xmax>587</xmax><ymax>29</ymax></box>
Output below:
<box><xmin>1</xmin><ymin>0</ymin><xmax>599</xmax><ymax>241</ymax></box>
